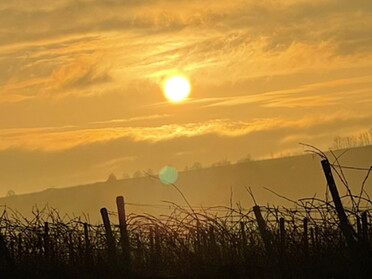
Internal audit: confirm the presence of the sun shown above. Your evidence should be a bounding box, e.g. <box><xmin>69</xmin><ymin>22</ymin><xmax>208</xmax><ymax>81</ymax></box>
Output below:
<box><xmin>163</xmin><ymin>76</ymin><xmax>191</xmax><ymax>102</ymax></box>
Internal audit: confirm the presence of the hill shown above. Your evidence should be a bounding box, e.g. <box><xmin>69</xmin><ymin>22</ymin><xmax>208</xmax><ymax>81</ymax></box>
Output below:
<box><xmin>1</xmin><ymin>146</ymin><xmax>371</xmax><ymax>222</ymax></box>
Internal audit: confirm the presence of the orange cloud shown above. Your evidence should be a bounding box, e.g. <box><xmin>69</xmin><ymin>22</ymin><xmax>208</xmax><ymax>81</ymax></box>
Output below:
<box><xmin>1</xmin><ymin>0</ymin><xmax>372</xmax><ymax>104</ymax></box>
<box><xmin>0</xmin><ymin>112</ymin><xmax>369</xmax><ymax>152</ymax></box>
<box><xmin>205</xmin><ymin>75</ymin><xmax>372</xmax><ymax>108</ymax></box>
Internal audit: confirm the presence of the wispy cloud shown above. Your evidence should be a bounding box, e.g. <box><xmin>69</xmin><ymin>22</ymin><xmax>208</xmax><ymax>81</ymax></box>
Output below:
<box><xmin>90</xmin><ymin>114</ymin><xmax>171</xmax><ymax>125</ymax></box>
<box><xmin>205</xmin><ymin>75</ymin><xmax>372</xmax><ymax>108</ymax></box>
<box><xmin>1</xmin><ymin>0</ymin><xmax>372</xmax><ymax>103</ymax></box>
<box><xmin>0</xmin><ymin>112</ymin><xmax>370</xmax><ymax>152</ymax></box>
<box><xmin>93</xmin><ymin>156</ymin><xmax>136</xmax><ymax>169</ymax></box>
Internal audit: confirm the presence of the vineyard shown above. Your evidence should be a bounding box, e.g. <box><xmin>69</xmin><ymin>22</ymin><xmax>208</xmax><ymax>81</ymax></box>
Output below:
<box><xmin>0</xmin><ymin>158</ymin><xmax>371</xmax><ymax>278</ymax></box>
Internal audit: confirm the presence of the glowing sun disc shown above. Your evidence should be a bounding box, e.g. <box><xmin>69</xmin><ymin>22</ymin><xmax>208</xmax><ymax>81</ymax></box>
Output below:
<box><xmin>164</xmin><ymin>76</ymin><xmax>191</xmax><ymax>102</ymax></box>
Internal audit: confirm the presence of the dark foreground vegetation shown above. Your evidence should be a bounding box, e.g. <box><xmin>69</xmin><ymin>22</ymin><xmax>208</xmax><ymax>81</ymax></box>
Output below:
<box><xmin>0</xmin><ymin>156</ymin><xmax>371</xmax><ymax>278</ymax></box>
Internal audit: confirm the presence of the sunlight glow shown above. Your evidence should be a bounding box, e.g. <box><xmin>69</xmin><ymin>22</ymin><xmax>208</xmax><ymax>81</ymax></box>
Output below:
<box><xmin>163</xmin><ymin>76</ymin><xmax>191</xmax><ymax>102</ymax></box>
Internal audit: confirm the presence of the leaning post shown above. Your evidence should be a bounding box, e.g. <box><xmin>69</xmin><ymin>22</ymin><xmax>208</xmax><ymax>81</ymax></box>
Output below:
<box><xmin>100</xmin><ymin>207</ymin><xmax>116</xmax><ymax>261</ymax></box>
<box><xmin>253</xmin><ymin>205</ymin><xmax>272</xmax><ymax>255</ymax></box>
<box><xmin>116</xmin><ymin>196</ymin><xmax>131</xmax><ymax>264</ymax></box>
<box><xmin>321</xmin><ymin>159</ymin><xmax>357</xmax><ymax>249</ymax></box>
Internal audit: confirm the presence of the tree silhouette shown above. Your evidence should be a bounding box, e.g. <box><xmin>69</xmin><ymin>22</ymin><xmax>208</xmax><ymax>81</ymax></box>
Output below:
<box><xmin>132</xmin><ymin>170</ymin><xmax>143</xmax><ymax>178</ymax></box>
<box><xmin>190</xmin><ymin>162</ymin><xmax>202</xmax><ymax>170</ymax></box>
<box><xmin>211</xmin><ymin>159</ymin><xmax>231</xmax><ymax>167</ymax></box>
<box><xmin>237</xmin><ymin>153</ymin><xmax>253</xmax><ymax>163</ymax></box>
<box><xmin>6</xmin><ymin>190</ymin><xmax>15</xmax><ymax>197</ymax></box>
<box><xmin>106</xmin><ymin>173</ymin><xmax>117</xmax><ymax>182</ymax></box>
<box><xmin>122</xmin><ymin>172</ymin><xmax>130</xmax><ymax>179</ymax></box>
<box><xmin>145</xmin><ymin>168</ymin><xmax>154</xmax><ymax>176</ymax></box>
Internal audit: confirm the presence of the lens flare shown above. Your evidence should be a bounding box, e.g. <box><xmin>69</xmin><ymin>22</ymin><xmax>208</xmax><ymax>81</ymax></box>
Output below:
<box><xmin>159</xmin><ymin>165</ymin><xmax>178</xmax><ymax>184</ymax></box>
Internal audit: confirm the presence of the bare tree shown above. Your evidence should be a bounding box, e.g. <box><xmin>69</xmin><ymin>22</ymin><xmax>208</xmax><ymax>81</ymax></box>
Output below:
<box><xmin>132</xmin><ymin>170</ymin><xmax>143</xmax><ymax>178</ymax></box>
<box><xmin>190</xmin><ymin>162</ymin><xmax>202</xmax><ymax>170</ymax></box>
<box><xmin>332</xmin><ymin>129</ymin><xmax>372</xmax><ymax>149</ymax></box>
<box><xmin>237</xmin><ymin>153</ymin><xmax>253</xmax><ymax>163</ymax></box>
<box><xmin>211</xmin><ymin>159</ymin><xmax>231</xmax><ymax>167</ymax></box>
<box><xmin>6</xmin><ymin>190</ymin><xmax>15</xmax><ymax>197</ymax></box>
<box><xmin>107</xmin><ymin>173</ymin><xmax>117</xmax><ymax>182</ymax></box>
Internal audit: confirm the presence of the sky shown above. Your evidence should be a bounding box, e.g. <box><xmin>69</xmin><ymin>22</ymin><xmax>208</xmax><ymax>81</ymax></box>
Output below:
<box><xmin>0</xmin><ymin>0</ymin><xmax>372</xmax><ymax>194</ymax></box>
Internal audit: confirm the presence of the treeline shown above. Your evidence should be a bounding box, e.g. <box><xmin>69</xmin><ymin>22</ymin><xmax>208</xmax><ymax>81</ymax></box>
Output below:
<box><xmin>331</xmin><ymin>128</ymin><xmax>372</xmax><ymax>150</ymax></box>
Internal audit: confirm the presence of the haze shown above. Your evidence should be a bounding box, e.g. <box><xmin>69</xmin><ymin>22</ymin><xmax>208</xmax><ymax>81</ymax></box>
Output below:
<box><xmin>1</xmin><ymin>0</ymin><xmax>372</xmax><ymax>195</ymax></box>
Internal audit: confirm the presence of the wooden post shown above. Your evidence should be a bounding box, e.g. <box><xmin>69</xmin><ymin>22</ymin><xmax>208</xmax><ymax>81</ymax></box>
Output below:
<box><xmin>100</xmin><ymin>207</ymin><xmax>116</xmax><ymax>260</ymax></box>
<box><xmin>17</xmin><ymin>233</ymin><xmax>22</xmax><ymax>262</ymax></box>
<box><xmin>83</xmin><ymin>223</ymin><xmax>91</xmax><ymax>257</ymax></box>
<box><xmin>135</xmin><ymin>233</ymin><xmax>143</xmax><ymax>264</ymax></box>
<box><xmin>361</xmin><ymin>211</ymin><xmax>369</xmax><ymax>243</ymax></box>
<box><xmin>149</xmin><ymin>227</ymin><xmax>154</xmax><ymax>252</ymax></box>
<box><xmin>44</xmin><ymin>222</ymin><xmax>50</xmax><ymax>261</ymax></box>
<box><xmin>310</xmin><ymin>227</ymin><xmax>315</xmax><ymax>252</ymax></box>
<box><xmin>201</xmin><ymin>227</ymin><xmax>208</xmax><ymax>256</ymax></box>
<box><xmin>240</xmin><ymin>221</ymin><xmax>247</xmax><ymax>262</ymax></box>
<box><xmin>303</xmin><ymin>218</ymin><xmax>309</xmax><ymax>256</ymax></box>
<box><xmin>321</xmin><ymin>159</ymin><xmax>357</xmax><ymax>248</ymax></box>
<box><xmin>253</xmin><ymin>205</ymin><xmax>272</xmax><ymax>254</ymax></box>
<box><xmin>0</xmin><ymin>233</ymin><xmax>14</xmax><ymax>268</ymax></box>
<box><xmin>116</xmin><ymin>196</ymin><xmax>131</xmax><ymax>264</ymax></box>
<box><xmin>9</xmin><ymin>241</ymin><xmax>15</xmax><ymax>261</ymax></box>
<box><xmin>37</xmin><ymin>234</ymin><xmax>43</xmax><ymax>257</ymax></box>
<box><xmin>154</xmin><ymin>225</ymin><xmax>161</xmax><ymax>264</ymax></box>
<box><xmin>279</xmin><ymin>217</ymin><xmax>285</xmax><ymax>252</ymax></box>
<box><xmin>357</xmin><ymin>215</ymin><xmax>362</xmax><ymax>238</ymax></box>
<box><xmin>149</xmin><ymin>227</ymin><xmax>155</xmax><ymax>267</ymax></box>
<box><xmin>240</xmin><ymin>221</ymin><xmax>247</xmax><ymax>247</ymax></box>
<box><xmin>77</xmin><ymin>236</ymin><xmax>82</xmax><ymax>263</ymax></box>
<box><xmin>315</xmin><ymin>226</ymin><xmax>320</xmax><ymax>250</ymax></box>
<box><xmin>208</xmin><ymin>226</ymin><xmax>217</xmax><ymax>256</ymax></box>
<box><xmin>68</xmin><ymin>232</ymin><xmax>74</xmax><ymax>264</ymax></box>
<box><xmin>171</xmin><ymin>231</ymin><xmax>178</xmax><ymax>247</ymax></box>
<box><xmin>195</xmin><ymin>221</ymin><xmax>201</xmax><ymax>254</ymax></box>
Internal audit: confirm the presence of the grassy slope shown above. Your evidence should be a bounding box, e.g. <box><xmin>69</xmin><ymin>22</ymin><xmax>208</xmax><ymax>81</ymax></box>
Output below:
<box><xmin>1</xmin><ymin>146</ymin><xmax>371</xmax><ymax>222</ymax></box>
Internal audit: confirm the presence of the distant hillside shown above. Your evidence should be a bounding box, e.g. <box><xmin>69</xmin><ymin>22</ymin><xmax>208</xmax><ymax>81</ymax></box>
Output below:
<box><xmin>1</xmin><ymin>146</ymin><xmax>371</xmax><ymax>222</ymax></box>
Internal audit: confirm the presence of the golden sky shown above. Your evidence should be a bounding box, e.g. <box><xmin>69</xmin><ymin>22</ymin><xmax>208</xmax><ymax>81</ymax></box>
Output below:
<box><xmin>1</xmin><ymin>0</ymin><xmax>372</xmax><ymax>193</ymax></box>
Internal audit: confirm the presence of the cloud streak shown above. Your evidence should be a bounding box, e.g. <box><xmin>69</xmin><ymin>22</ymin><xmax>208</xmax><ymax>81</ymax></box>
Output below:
<box><xmin>0</xmin><ymin>112</ymin><xmax>370</xmax><ymax>152</ymax></box>
<box><xmin>205</xmin><ymin>75</ymin><xmax>372</xmax><ymax>108</ymax></box>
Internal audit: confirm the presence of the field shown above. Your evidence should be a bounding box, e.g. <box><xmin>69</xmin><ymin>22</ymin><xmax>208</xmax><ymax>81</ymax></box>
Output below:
<box><xmin>0</xmin><ymin>158</ymin><xmax>371</xmax><ymax>278</ymax></box>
